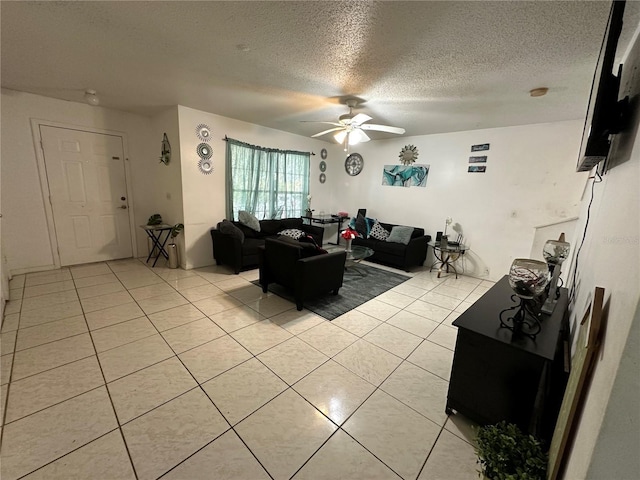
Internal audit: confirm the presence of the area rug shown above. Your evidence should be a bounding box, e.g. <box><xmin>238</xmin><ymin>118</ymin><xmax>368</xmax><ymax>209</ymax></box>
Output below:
<box><xmin>253</xmin><ymin>264</ymin><xmax>411</xmax><ymax>320</ymax></box>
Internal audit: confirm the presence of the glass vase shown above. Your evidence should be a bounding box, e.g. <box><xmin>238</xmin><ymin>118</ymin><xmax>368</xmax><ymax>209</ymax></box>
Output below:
<box><xmin>345</xmin><ymin>238</ymin><xmax>352</xmax><ymax>252</ymax></box>
<box><xmin>508</xmin><ymin>259</ymin><xmax>549</xmax><ymax>299</ymax></box>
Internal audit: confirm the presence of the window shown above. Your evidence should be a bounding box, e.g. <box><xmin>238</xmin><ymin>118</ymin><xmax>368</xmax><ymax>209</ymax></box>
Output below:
<box><xmin>225</xmin><ymin>138</ymin><xmax>310</xmax><ymax>220</ymax></box>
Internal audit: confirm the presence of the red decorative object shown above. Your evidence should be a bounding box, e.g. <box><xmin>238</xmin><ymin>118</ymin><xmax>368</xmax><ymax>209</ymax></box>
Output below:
<box><xmin>341</xmin><ymin>228</ymin><xmax>359</xmax><ymax>240</ymax></box>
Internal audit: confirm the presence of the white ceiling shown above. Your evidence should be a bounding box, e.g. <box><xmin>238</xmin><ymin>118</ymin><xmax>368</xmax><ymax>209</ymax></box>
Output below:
<box><xmin>2</xmin><ymin>1</ymin><xmax>638</xmax><ymax>141</ymax></box>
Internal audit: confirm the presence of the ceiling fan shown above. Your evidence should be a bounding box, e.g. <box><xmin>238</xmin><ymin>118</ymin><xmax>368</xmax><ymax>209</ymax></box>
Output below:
<box><xmin>306</xmin><ymin>99</ymin><xmax>406</xmax><ymax>151</ymax></box>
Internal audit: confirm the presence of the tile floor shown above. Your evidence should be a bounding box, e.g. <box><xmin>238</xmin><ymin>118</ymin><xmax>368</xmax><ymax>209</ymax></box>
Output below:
<box><xmin>0</xmin><ymin>257</ymin><xmax>493</xmax><ymax>480</ymax></box>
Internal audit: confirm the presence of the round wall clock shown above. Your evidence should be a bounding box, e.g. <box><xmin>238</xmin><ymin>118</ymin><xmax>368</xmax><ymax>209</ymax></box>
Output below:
<box><xmin>319</xmin><ymin>173</ymin><xmax>326</xmax><ymax>183</ymax></box>
<box><xmin>345</xmin><ymin>153</ymin><xmax>364</xmax><ymax>176</ymax></box>
<box><xmin>320</xmin><ymin>148</ymin><xmax>328</xmax><ymax>159</ymax></box>
<box><xmin>319</xmin><ymin>160</ymin><xmax>327</xmax><ymax>172</ymax></box>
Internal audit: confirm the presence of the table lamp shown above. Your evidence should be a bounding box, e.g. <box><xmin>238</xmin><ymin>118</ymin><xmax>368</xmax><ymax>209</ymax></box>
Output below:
<box><xmin>541</xmin><ymin>236</ymin><xmax>570</xmax><ymax>314</ymax></box>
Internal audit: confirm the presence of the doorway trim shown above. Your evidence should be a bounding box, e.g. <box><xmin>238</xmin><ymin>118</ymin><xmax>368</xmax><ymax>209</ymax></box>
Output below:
<box><xmin>30</xmin><ymin>119</ymin><xmax>138</xmax><ymax>268</ymax></box>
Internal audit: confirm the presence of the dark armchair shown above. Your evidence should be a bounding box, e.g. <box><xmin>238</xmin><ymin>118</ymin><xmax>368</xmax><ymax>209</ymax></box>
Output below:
<box><xmin>259</xmin><ymin>238</ymin><xmax>347</xmax><ymax>311</ymax></box>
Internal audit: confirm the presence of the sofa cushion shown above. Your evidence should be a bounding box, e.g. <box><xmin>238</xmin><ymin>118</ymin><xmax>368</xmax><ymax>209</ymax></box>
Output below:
<box><xmin>242</xmin><ymin>238</ymin><xmax>265</xmax><ymax>256</ymax></box>
<box><xmin>238</xmin><ymin>210</ymin><xmax>261</xmax><ymax>232</ymax></box>
<box><xmin>366</xmin><ymin>217</ymin><xmax>376</xmax><ymax>233</ymax></box>
<box><xmin>369</xmin><ymin>221</ymin><xmax>390</xmax><ymax>241</ymax></box>
<box><xmin>386</xmin><ymin>225</ymin><xmax>414</xmax><ymax>245</ymax></box>
<box><xmin>234</xmin><ymin>222</ymin><xmax>259</xmax><ymax>239</ymax></box>
<box><xmin>279</xmin><ymin>218</ymin><xmax>304</xmax><ymax>230</ymax></box>
<box><xmin>364</xmin><ymin>237</ymin><xmax>407</xmax><ymax>256</ymax></box>
<box><xmin>354</xmin><ymin>214</ymin><xmax>368</xmax><ymax>237</ymax></box>
<box><xmin>278</xmin><ymin>234</ymin><xmax>326</xmax><ymax>258</ymax></box>
<box><xmin>278</xmin><ymin>228</ymin><xmax>306</xmax><ymax>240</ymax></box>
<box><xmin>218</xmin><ymin>220</ymin><xmax>245</xmax><ymax>243</ymax></box>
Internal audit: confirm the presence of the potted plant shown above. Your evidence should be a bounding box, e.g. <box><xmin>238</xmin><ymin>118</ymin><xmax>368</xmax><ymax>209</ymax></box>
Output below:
<box><xmin>305</xmin><ymin>195</ymin><xmax>313</xmax><ymax>217</ymax></box>
<box><xmin>167</xmin><ymin>223</ymin><xmax>184</xmax><ymax>269</ymax></box>
<box><xmin>475</xmin><ymin>421</ymin><xmax>547</xmax><ymax>480</ymax></box>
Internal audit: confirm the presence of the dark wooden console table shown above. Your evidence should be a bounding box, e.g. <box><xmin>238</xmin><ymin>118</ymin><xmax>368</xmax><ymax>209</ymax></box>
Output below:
<box><xmin>446</xmin><ymin>275</ymin><xmax>568</xmax><ymax>442</ymax></box>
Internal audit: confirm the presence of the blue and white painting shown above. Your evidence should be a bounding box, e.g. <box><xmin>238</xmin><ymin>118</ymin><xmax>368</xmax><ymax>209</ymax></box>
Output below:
<box><xmin>382</xmin><ymin>164</ymin><xmax>429</xmax><ymax>187</ymax></box>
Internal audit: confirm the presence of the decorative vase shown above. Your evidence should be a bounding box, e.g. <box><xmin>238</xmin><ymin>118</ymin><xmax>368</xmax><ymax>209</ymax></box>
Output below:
<box><xmin>345</xmin><ymin>238</ymin><xmax>352</xmax><ymax>252</ymax></box>
<box><xmin>168</xmin><ymin>243</ymin><xmax>178</xmax><ymax>269</ymax></box>
<box><xmin>305</xmin><ymin>208</ymin><xmax>312</xmax><ymax>217</ymax></box>
<box><xmin>508</xmin><ymin>259</ymin><xmax>549</xmax><ymax>299</ymax></box>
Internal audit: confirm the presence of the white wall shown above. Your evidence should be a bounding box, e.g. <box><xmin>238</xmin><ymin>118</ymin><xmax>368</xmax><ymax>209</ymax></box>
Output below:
<box><xmin>134</xmin><ymin>108</ymin><xmax>185</xmax><ymax>261</ymax></box>
<box><xmin>326</xmin><ymin>120</ymin><xmax>588</xmax><ymax>280</ymax></box>
<box><xmin>176</xmin><ymin>105</ymin><xmax>330</xmax><ymax>269</ymax></box>
<box><xmin>562</xmin><ymin>21</ymin><xmax>640</xmax><ymax>478</ymax></box>
<box><xmin>0</xmin><ymin>90</ymin><xmax>154</xmax><ymax>274</ymax></box>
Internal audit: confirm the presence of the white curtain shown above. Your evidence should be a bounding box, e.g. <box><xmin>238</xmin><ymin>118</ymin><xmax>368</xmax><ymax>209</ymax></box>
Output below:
<box><xmin>225</xmin><ymin>138</ymin><xmax>310</xmax><ymax>220</ymax></box>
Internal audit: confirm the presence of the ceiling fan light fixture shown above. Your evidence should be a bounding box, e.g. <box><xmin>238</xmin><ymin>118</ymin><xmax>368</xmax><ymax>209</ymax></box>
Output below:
<box><xmin>349</xmin><ymin>129</ymin><xmax>365</xmax><ymax>145</ymax></box>
<box><xmin>84</xmin><ymin>89</ymin><xmax>100</xmax><ymax>106</ymax></box>
<box><xmin>334</xmin><ymin>130</ymin><xmax>347</xmax><ymax>144</ymax></box>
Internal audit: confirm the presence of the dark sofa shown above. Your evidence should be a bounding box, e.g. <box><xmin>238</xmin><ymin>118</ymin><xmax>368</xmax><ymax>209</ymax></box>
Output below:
<box><xmin>259</xmin><ymin>237</ymin><xmax>347</xmax><ymax>310</ymax></box>
<box><xmin>211</xmin><ymin>218</ymin><xmax>324</xmax><ymax>273</ymax></box>
<box><xmin>352</xmin><ymin>221</ymin><xmax>430</xmax><ymax>271</ymax></box>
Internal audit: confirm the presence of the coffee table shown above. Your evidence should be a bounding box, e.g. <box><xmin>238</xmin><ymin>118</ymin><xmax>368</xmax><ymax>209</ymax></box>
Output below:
<box><xmin>326</xmin><ymin>245</ymin><xmax>374</xmax><ymax>275</ymax></box>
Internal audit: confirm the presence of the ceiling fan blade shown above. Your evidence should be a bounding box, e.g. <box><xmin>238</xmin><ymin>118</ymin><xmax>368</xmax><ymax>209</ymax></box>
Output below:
<box><xmin>351</xmin><ymin>113</ymin><xmax>372</xmax><ymax>125</ymax></box>
<box><xmin>360</xmin><ymin>124</ymin><xmax>406</xmax><ymax>135</ymax></box>
<box><xmin>312</xmin><ymin>127</ymin><xmax>345</xmax><ymax>138</ymax></box>
<box><xmin>301</xmin><ymin>121</ymin><xmax>343</xmax><ymax>126</ymax></box>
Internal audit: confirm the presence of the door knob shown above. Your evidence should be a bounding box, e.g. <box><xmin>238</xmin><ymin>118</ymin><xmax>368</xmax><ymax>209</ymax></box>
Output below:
<box><xmin>120</xmin><ymin>205</ymin><xmax>128</xmax><ymax>209</ymax></box>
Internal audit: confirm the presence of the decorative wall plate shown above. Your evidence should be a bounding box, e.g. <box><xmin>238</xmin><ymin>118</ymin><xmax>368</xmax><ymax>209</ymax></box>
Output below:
<box><xmin>399</xmin><ymin>144</ymin><xmax>419</xmax><ymax>165</ymax></box>
<box><xmin>198</xmin><ymin>158</ymin><xmax>213</xmax><ymax>175</ymax></box>
<box><xmin>319</xmin><ymin>160</ymin><xmax>327</xmax><ymax>172</ymax></box>
<box><xmin>319</xmin><ymin>173</ymin><xmax>326</xmax><ymax>183</ymax></box>
<box><xmin>197</xmin><ymin>143</ymin><xmax>212</xmax><ymax>159</ymax></box>
<box><xmin>195</xmin><ymin>124</ymin><xmax>212</xmax><ymax>142</ymax></box>
<box><xmin>320</xmin><ymin>148</ymin><xmax>328</xmax><ymax>159</ymax></box>
<box><xmin>345</xmin><ymin>153</ymin><xmax>364</xmax><ymax>176</ymax></box>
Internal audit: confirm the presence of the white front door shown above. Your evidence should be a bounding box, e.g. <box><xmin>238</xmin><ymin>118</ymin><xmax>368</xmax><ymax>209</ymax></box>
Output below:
<box><xmin>40</xmin><ymin>126</ymin><xmax>133</xmax><ymax>266</ymax></box>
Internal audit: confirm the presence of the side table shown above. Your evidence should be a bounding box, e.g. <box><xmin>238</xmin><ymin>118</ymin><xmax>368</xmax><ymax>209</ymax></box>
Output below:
<box><xmin>301</xmin><ymin>214</ymin><xmax>349</xmax><ymax>245</ymax></box>
<box><xmin>429</xmin><ymin>242</ymin><xmax>467</xmax><ymax>278</ymax></box>
<box><xmin>140</xmin><ymin>224</ymin><xmax>173</xmax><ymax>267</ymax></box>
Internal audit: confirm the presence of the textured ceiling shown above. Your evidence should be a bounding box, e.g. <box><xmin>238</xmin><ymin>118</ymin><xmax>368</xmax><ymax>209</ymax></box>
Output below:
<box><xmin>2</xmin><ymin>1</ymin><xmax>637</xmax><ymax>140</ymax></box>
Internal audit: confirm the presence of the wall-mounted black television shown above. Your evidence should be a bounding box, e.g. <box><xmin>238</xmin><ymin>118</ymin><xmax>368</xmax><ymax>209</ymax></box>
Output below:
<box><xmin>577</xmin><ymin>0</ymin><xmax>629</xmax><ymax>172</ymax></box>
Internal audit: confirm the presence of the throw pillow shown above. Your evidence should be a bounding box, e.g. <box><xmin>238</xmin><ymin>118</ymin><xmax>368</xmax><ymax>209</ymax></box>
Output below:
<box><xmin>386</xmin><ymin>225</ymin><xmax>414</xmax><ymax>245</ymax></box>
<box><xmin>365</xmin><ymin>217</ymin><xmax>376</xmax><ymax>236</ymax></box>
<box><xmin>354</xmin><ymin>214</ymin><xmax>368</xmax><ymax>238</ymax></box>
<box><xmin>278</xmin><ymin>228</ymin><xmax>306</xmax><ymax>240</ymax></box>
<box><xmin>369</xmin><ymin>221</ymin><xmax>390</xmax><ymax>241</ymax></box>
<box><xmin>238</xmin><ymin>210</ymin><xmax>261</xmax><ymax>232</ymax></box>
<box><xmin>218</xmin><ymin>220</ymin><xmax>245</xmax><ymax>243</ymax></box>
